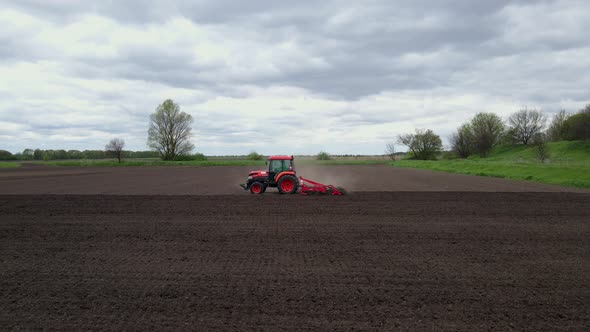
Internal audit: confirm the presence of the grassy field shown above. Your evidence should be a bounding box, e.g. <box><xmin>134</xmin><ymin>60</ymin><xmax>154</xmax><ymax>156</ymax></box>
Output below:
<box><xmin>44</xmin><ymin>159</ymin><xmax>391</xmax><ymax>167</ymax></box>
<box><xmin>395</xmin><ymin>141</ymin><xmax>590</xmax><ymax>188</ymax></box>
<box><xmin>10</xmin><ymin>156</ymin><xmax>391</xmax><ymax>167</ymax></box>
<box><xmin>0</xmin><ymin>162</ymin><xmax>21</xmax><ymax>168</ymax></box>
<box><xmin>41</xmin><ymin>159</ymin><xmax>266</xmax><ymax>167</ymax></box>
<box><xmin>297</xmin><ymin>159</ymin><xmax>390</xmax><ymax>166</ymax></box>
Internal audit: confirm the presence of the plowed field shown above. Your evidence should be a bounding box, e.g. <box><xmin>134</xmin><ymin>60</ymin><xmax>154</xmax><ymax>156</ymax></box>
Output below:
<box><xmin>1</xmin><ymin>164</ymin><xmax>588</xmax><ymax>194</ymax></box>
<box><xmin>1</xmin><ymin>166</ymin><xmax>589</xmax><ymax>330</ymax></box>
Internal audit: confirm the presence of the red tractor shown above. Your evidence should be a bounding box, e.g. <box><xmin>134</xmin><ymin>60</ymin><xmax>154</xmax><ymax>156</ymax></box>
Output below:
<box><xmin>240</xmin><ymin>155</ymin><xmax>344</xmax><ymax>195</ymax></box>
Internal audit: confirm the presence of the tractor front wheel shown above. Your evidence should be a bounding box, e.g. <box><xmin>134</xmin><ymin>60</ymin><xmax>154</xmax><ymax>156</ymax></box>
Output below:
<box><xmin>277</xmin><ymin>175</ymin><xmax>298</xmax><ymax>194</ymax></box>
<box><xmin>250</xmin><ymin>182</ymin><xmax>265</xmax><ymax>194</ymax></box>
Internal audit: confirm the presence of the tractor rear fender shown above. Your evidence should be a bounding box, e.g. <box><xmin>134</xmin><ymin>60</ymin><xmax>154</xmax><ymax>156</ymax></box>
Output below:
<box><xmin>275</xmin><ymin>171</ymin><xmax>296</xmax><ymax>183</ymax></box>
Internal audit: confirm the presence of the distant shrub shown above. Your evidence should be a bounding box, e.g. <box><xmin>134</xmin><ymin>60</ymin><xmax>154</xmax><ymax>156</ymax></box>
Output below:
<box><xmin>317</xmin><ymin>151</ymin><xmax>331</xmax><ymax>160</ymax></box>
<box><xmin>536</xmin><ymin>141</ymin><xmax>550</xmax><ymax>163</ymax></box>
<box><xmin>404</xmin><ymin>152</ymin><xmax>416</xmax><ymax>160</ymax></box>
<box><xmin>126</xmin><ymin>150</ymin><xmax>160</xmax><ymax>158</ymax></box>
<box><xmin>441</xmin><ymin>151</ymin><xmax>460</xmax><ymax>160</ymax></box>
<box><xmin>173</xmin><ymin>154</ymin><xmax>195</xmax><ymax>161</ymax></box>
<box><xmin>193</xmin><ymin>153</ymin><xmax>207</xmax><ymax>161</ymax></box>
<box><xmin>247</xmin><ymin>151</ymin><xmax>264</xmax><ymax>160</ymax></box>
<box><xmin>533</xmin><ymin>133</ymin><xmax>551</xmax><ymax>163</ymax></box>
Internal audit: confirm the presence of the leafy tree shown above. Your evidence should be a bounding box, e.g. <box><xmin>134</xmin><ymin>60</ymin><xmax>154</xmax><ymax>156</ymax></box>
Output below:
<box><xmin>547</xmin><ymin>110</ymin><xmax>571</xmax><ymax>142</ymax></box>
<box><xmin>507</xmin><ymin>108</ymin><xmax>547</xmax><ymax>145</ymax></box>
<box><xmin>148</xmin><ymin>99</ymin><xmax>194</xmax><ymax>160</ymax></box>
<box><xmin>21</xmin><ymin>149</ymin><xmax>34</xmax><ymax>160</ymax></box>
<box><xmin>470</xmin><ymin>113</ymin><xmax>505</xmax><ymax>157</ymax></box>
<box><xmin>397</xmin><ymin>129</ymin><xmax>443</xmax><ymax>160</ymax></box>
<box><xmin>564</xmin><ymin>112</ymin><xmax>590</xmax><ymax>140</ymax></box>
<box><xmin>105</xmin><ymin>138</ymin><xmax>125</xmax><ymax>163</ymax></box>
<box><xmin>33</xmin><ymin>149</ymin><xmax>43</xmax><ymax>160</ymax></box>
<box><xmin>0</xmin><ymin>150</ymin><xmax>13</xmax><ymax>160</ymax></box>
<box><xmin>450</xmin><ymin>123</ymin><xmax>474</xmax><ymax>158</ymax></box>
<box><xmin>580</xmin><ymin>104</ymin><xmax>590</xmax><ymax>114</ymax></box>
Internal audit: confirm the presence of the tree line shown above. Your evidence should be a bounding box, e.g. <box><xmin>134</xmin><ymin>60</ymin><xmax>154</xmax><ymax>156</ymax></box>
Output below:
<box><xmin>396</xmin><ymin>104</ymin><xmax>590</xmax><ymax>160</ymax></box>
<box><xmin>2</xmin><ymin>100</ymin><xmax>588</xmax><ymax>162</ymax></box>
<box><xmin>0</xmin><ymin>148</ymin><xmax>160</xmax><ymax>161</ymax></box>
<box><xmin>1</xmin><ymin>99</ymin><xmax>198</xmax><ymax>162</ymax></box>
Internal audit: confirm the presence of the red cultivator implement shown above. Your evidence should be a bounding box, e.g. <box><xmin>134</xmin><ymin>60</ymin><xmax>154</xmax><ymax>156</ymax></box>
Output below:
<box><xmin>299</xmin><ymin>176</ymin><xmax>345</xmax><ymax>195</ymax></box>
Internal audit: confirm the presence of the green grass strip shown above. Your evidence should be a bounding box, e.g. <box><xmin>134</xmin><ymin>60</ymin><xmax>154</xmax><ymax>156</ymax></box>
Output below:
<box><xmin>0</xmin><ymin>162</ymin><xmax>21</xmax><ymax>168</ymax></box>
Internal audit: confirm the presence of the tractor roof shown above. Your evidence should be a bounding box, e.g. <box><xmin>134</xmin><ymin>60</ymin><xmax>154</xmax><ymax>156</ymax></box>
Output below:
<box><xmin>268</xmin><ymin>155</ymin><xmax>293</xmax><ymax>160</ymax></box>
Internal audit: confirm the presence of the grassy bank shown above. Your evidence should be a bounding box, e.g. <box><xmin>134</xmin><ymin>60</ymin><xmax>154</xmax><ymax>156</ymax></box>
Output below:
<box><xmin>469</xmin><ymin>140</ymin><xmax>590</xmax><ymax>165</ymax></box>
<box><xmin>394</xmin><ymin>141</ymin><xmax>590</xmax><ymax>189</ymax></box>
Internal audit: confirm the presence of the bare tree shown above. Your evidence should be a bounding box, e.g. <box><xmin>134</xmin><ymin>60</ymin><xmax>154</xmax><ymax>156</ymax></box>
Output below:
<box><xmin>470</xmin><ymin>112</ymin><xmax>505</xmax><ymax>157</ymax></box>
<box><xmin>450</xmin><ymin>123</ymin><xmax>474</xmax><ymax>158</ymax></box>
<box><xmin>105</xmin><ymin>138</ymin><xmax>125</xmax><ymax>163</ymax></box>
<box><xmin>397</xmin><ymin>129</ymin><xmax>443</xmax><ymax>160</ymax></box>
<box><xmin>147</xmin><ymin>99</ymin><xmax>194</xmax><ymax>160</ymax></box>
<box><xmin>507</xmin><ymin>108</ymin><xmax>547</xmax><ymax>145</ymax></box>
<box><xmin>385</xmin><ymin>142</ymin><xmax>396</xmax><ymax>161</ymax></box>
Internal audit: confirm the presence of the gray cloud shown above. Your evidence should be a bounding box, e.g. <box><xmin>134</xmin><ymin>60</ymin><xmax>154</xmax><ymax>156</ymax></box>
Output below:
<box><xmin>0</xmin><ymin>0</ymin><xmax>589</xmax><ymax>154</ymax></box>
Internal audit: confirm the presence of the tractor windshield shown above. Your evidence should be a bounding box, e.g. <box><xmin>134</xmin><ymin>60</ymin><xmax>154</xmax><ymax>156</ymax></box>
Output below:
<box><xmin>269</xmin><ymin>159</ymin><xmax>294</xmax><ymax>172</ymax></box>
<box><xmin>269</xmin><ymin>160</ymin><xmax>283</xmax><ymax>172</ymax></box>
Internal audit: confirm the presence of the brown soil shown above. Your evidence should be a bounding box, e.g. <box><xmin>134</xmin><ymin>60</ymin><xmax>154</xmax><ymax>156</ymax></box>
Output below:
<box><xmin>0</xmin><ymin>164</ymin><xmax>587</xmax><ymax>194</ymax></box>
<box><xmin>1</xmin><ymin>193</ymin><xmax>589</xmax><ymax>330</ymax></box>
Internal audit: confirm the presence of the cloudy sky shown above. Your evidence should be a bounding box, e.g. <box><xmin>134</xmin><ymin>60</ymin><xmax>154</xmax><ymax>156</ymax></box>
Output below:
<box><xmin>1</xmin><ymin>0</ymin><xmax>589</xmax><ymax>155</ymax></box>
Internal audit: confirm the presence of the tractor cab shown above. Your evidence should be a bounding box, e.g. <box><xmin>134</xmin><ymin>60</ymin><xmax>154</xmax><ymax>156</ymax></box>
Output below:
<box><xmin>240</xmin><ymin>155</ymin><xmax>299</xmax><ymax>194</ymax></box>
<box><xmin>266</xmin><ymin>156</ymin><xmax>295</xmax><ymax>185</ymax></box>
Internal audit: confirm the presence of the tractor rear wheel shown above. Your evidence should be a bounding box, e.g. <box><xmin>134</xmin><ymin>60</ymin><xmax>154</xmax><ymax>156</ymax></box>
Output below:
<box><xmin>250</xmin><ymin>182</ymin><xmax>265</xmax><ymax>194</ymax></box>
<box><xmin>277</xmin><ymin>175</ymin><xmax>298</xmax><ymax>194</ymax></box>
